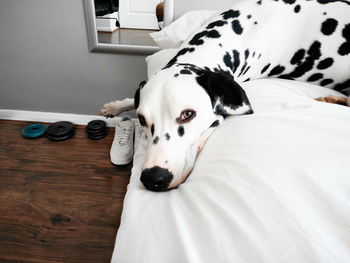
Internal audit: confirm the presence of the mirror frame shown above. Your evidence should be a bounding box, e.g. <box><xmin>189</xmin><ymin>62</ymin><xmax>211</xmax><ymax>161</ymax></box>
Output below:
<box><xmin>83</xmin><ymin>0</ymin><xmax>174</xmax><ymax>55</ymax></box>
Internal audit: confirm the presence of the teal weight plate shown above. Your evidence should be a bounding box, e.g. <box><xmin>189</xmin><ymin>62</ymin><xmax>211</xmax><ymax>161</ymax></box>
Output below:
<box><xmin>21</xmin><ymin>123</ymin><xmax>47</xmax><ymax>139</ymax></box>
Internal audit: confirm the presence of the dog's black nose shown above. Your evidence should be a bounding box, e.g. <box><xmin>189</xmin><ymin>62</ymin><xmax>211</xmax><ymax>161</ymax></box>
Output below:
<box><xmin>140</xmin><ymin>166</ymin><xmax>173</xmax><ymax>192</ymax></box>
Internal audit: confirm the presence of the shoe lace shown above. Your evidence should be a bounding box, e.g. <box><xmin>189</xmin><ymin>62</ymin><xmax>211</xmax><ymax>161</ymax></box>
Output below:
<box><xmin>116</xmin><ymin>125</ymin><xmax>133</xmax><ymax>147</ymax></box>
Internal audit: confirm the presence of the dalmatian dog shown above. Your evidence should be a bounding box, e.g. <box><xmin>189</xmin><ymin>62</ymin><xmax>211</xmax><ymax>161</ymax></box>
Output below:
<box><xmin>101</xmin><ymin>0</ymin><xmax>350</xmax><ymax>191</ymax></box>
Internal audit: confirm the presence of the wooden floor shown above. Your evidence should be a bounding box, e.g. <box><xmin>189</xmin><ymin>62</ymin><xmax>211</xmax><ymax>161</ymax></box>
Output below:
<box><xmin>0</xmin><ymin>120</ymin><xmax>131</xmax><ymax>263</ymax></box>
<box><xmin>98</xmin><ymin>28</ymin><xmax>158</xmax><ymax>46</ymax></box>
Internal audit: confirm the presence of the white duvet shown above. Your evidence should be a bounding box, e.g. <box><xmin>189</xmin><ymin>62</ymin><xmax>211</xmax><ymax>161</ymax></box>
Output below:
<box><xmin>111</xmin><ymin>78</ymin><xmax>350</xmax><ymax>263</ymax></box>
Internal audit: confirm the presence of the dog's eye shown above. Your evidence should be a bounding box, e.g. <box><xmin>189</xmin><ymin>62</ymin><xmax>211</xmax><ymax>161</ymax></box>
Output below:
<box><xmin>138</xmin><ymin>114</ymin><xmax>147</xmax><ymax>127</ymax></box>
<box><xmin>179</xmin><ymin>109</ymin><xmax>196</xmax><ymax>124</ymax></box>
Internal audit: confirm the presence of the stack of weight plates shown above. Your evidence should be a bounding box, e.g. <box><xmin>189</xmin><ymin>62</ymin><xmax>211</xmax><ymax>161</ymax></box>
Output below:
<box><xmin>46</xmin><ymin>121</ymin><xmax>75</xmax><ymax>141</ymax></box>
<box><xmin>85</xmin><ymin>120</ymin><xmax>107</xmax><ymax>139</ymax></box>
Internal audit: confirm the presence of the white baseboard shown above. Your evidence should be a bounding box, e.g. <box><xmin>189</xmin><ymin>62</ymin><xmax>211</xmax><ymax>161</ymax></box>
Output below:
<box><xmin>96</xmin><ymin>12</ymin><xmax>119</xmax><ymax>32</ymax></box>
<box><xmin>0</xmin><ymin>109</ymin><xmax>123</xmax><ymax>127</ymax></box>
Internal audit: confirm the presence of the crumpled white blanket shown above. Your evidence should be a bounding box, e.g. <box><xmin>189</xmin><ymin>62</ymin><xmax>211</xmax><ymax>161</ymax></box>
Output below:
<box><xmin>111</xmin><ymin>78</ymin><xmax>350</xmax><ymax>263</ymax></box>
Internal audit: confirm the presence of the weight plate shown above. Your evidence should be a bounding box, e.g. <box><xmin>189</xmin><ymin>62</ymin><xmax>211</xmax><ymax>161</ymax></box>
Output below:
<box><xmin>21</xmin><ymin>123</ymin><xmax>47</xmax><ymax>139</ymax></box>
<box><xmin>46</xmin><ymin>121</ymin><xmax>75</xmax><ymax>138</ymax></box>
<box><xmin>88</xmin><ymin>133</ymin><xmax>107</xmax><ymax>140</ymax></box>
<box><xmin>86</xmin><ymin>120</ymin><xmax>106</xmax><ymax>132</ymax></box>
<box><xmin>85</xmin><ymin>128</ymin><xmax>107</xmax><ymax>135</ymax></box>
<box><xmin>46</xmin><ymin>131</ymin><xmax>75</xmax><ymax>141</ymax></box>
<box><xmin>87</xmin><ymin>129</ymin><xmax>107</xmax><ymax>136</ymax></box>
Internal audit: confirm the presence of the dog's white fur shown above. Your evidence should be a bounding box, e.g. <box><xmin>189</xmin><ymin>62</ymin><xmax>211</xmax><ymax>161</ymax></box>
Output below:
<box><xmin>101</xmin><ymin>67</ymin><xmax>223</xmax><ymax>189</ymax></box>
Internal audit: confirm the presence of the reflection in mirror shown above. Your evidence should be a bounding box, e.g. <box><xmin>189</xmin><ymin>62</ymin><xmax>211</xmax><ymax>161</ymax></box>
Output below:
<box><xmin>95</xmin><ymin>0</ymin><xmax>162</xmax><ymax>47</ymax></box>
<box><xmin>84</xmin><ymin>0</ymin><xmax>173</xmax><ymax>54</ymax></box>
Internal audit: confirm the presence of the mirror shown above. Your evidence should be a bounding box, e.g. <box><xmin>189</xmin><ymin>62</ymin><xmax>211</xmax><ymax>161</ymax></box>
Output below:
<box><xmin>83</xmin><ymin>0</ymin><xmax>174</xmax><ymax>55</ymax></box>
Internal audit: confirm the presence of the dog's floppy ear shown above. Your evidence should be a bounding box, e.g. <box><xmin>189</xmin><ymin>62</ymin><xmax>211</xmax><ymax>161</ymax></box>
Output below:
<box><xmin>134</xmin><ymin>80</ymin><xmax>147</xmax><ymax>109</ymax></box>
<box><xmin>196</xmin><ymin>70</ymin><xmax>253</xmax><ymax>117</ymax></box>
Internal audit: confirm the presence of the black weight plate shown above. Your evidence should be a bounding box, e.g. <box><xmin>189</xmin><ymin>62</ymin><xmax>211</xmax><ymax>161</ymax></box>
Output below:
<box><xmin>86</xmin><ymin>120</ymin><xmax>106</xmax><ymax>132</ymax></box>
<box><xmin>85</xmin><ymin>128</ymin><xmax>107</xmax><ymax>135</ymax></box>
<box><xmin>88</xmin><ymin>133</ymin><xmax>107</xmax><ymax>140</ymax></box>
<box><xmin>46</xmin><ymin>131</ymin><xmax>75</xmax><ymax>141</ymax></box>
<box><xmin>87</xmin><ymin>133</ymin><xmax>107</xmax><ymax>139</ymax></box>
<box><xmin>87</xmin><ymin>130</ymin><xmax>107</xmax><ymax>137</ymax></box>
<box><xmin>46</xmin><ymin>121</ymin><xmax>75</xmax><ymax>138</ymax></box>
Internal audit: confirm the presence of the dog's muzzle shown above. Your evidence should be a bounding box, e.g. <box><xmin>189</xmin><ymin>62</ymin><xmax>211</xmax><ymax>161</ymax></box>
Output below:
<box><xmin>140</xmin><ymin>166</ymin><xmax>174</xmax><ymax>192</ymax></box>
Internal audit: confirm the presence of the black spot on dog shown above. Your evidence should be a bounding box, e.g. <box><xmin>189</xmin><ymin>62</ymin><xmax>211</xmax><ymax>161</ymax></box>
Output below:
<box><xmin>208</xmin><ymin>30</ymin><xmax>221</xmax><ymax>39</ymax></box>
<box><xmin>320</xmin><ymin>79</ymin><xmax>334</xmax><ymax>86</ymax></box>
<box><xmin>321</xmin><ymin>18</ymin><xmax>338</xmax><ymax>35</ymax></box>
<box><xmin>243</xmin><ymin>65</ymin><xmax>251</xmax><ymax>75</ymax></box>
<box><xmin>210</xmin><ymin>120</ymin><xmax>220</xmax><ymax>128</ymax></box>
<box><xmin>244</xmin><ymin>78</ymin><xmax>251</xmax><ymax>82</ymax></box>
<box><xmin>223</xmin><ymin>52</ymin><xmax>233</xmax><ymax>69</ymax></box>
<box><xmin>139</xmin><ymin>80</ymin><xmax>147</xmax><ymax>89</ymax></box>
<box><xmin>153</xmin><ymin>136</ymin><xmax>159</xmax><ymax>144</ymax></box>
<box><xmin>221</xmin><ymin>9</ymin><xmax>240</xmax><ymax>19</ymax></box>
<box><xmin>247</xmin><ymin>14</ymin><xmax>252</xmax><ymax>19</ymax></box>
<box><xmin>291</xmin><ymin>49</ymin><xmax>305</xmax><ymax>65</ymax></box>
<box><xmin>317</xmin><ymin>0</ymin><xmax>350</xmax><ymax>5</ymax></box>
<box><xmin>219</xmin><ymin>43</ymin><xmax>223</xmax><ymax>47</ymax></box>
<box><xmin>254</xmin><ymin>21</ymin><xmax>258</xmax><ymax>25</ymax></box>
<box><xmin>178</xmin><ymin>126</ymin><xmax>185</xmax><ymax>137</ymax></box>
<box><xmin>261</xmin><ymin>63</ymin><xmax>271</xmax><ymax>74</ymax></box>
<box><xmin>257</xmin><ymin>0</ymin><xmax>262</xmax><ymax>5</ymax></box>
<box><xmin>134</xmin><ymin>81</ymin><xmax>147</xmax><ymax>109</ymax></box>
<box><xmin>294</xmin><ymin>4</ymin><xmax>301</xmax><ymax>13</ymax></box>
<box><xmin>164</xmin><ymin>47</ymin><xmax>195</xmax><ymax>68</ymax></box>
<box><xmin>317</xmin><ymin>57</ymin><xmax>334</xmax><ymax>69</ymax></box>
<box><xmin>307</xmin><ymin>73</ymin><xmax>323</xmax><ymax>81</ymax></box>
<box><xmin>232</xmin><ymin>50</ymin><xmax>241</xmax><ymax>74</ymax></box>
<box><xmin>151</xmin><ymin>124</ymin><xmax>155</xmax><ymax>136</ymax></box>
<box><xmin>268</xmin><ymin>65</ymin><xmax>285</xmax><ymax>77</ymax></box>
<box><xmin>189</xmin><ymin>30</ymin><xmax>221</xmax><ymax>46</ymax></box>
<box><xmin>323</xmin><ymin>12</ymin><xmax>327</xmax><ymax>15</ymax></box>
<box><xmin>207</xmin><ymin>20</ymin><xmax>227</xmax><ymax>29</ymax></box>
<box><xmin>165</xmin><ymin>133</ymin><xmax>171</xmax><ymax>140</ymax></box>
<box><xmin>334</xmin><ymin>79</ymin><xmax>350</xmax><ymax>94</ymax></box>
<box><xmin>180</xmin><ymin>69</ymin><xmax>192</xmax><ymax>75</ymax></box>
<box><xmin>339</xmin><ymin>42</ymin><xmax>350</xmax><ymax>56</ymax></box>
<box><xmin>238</xmin><ymin>50</ymin><xmax>250</xmax><ymax>77</ymax></box>
<box><xmin>174</xmin><ymin>73</ymin><xmax>179</xmax><ymax>77</ymax></box>
<box><xmin>223</xmin><ymin>50</ymin><xmax>240</xmax><ymax>75</ymax></box>
<box><xmin>252</xmin><ymin>52</ymin><xmax>256</xmax><ymax>57</ymax></box>
<box><xmin>338</xmin><ymin>23</ymin><xmax>350</xmax><ymax>56</ymax></box>
<box><xmin>280</xmin><ymin>41</ymin><xmax>322</xmax><ymax>79</ymax></box>
<box><xmin>282</xmin><ymin>0</ymin><xmax>296</xmax><ymax>4</ymax></box>
<box><xmin>232</xmin><ymin>20</ymin><xmax>243</xmax><ymax>34</ymax></box>
<box><xmin>177</xmin><ymin>63</ymin><xmax>204</xmax><ymax>76</ymax></box>
<box><xmin>244</xmin><ymin>50</ymin><xmax>250</xmax><ymax>61</ymax></box>
<box><xmin>207</xmin><ymin>64</ymin><xmax>232</xmax><ymax>77</ymax></box>
<box><xmin>134</xmin><ymin>89</ymin><xmax>140</xmax><ymax>109</ymax></box>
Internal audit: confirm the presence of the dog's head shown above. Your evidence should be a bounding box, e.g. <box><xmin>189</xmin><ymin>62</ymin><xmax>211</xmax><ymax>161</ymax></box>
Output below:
<box><xmin>136</xmin><ymin>65</ymin><xmax>253</xmax><ymax>191</ymax></box>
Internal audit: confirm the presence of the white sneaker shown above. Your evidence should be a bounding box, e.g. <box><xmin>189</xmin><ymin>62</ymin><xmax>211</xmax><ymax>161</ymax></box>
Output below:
<box><xmin>133</xmin><ymin>119</ymin><xmax>144</xmax><ymax>152</ymax></box>
<box><xmin>110</xmin><ymin>116</ymin><xmax>135</xmax><ymax>165</ymax></box>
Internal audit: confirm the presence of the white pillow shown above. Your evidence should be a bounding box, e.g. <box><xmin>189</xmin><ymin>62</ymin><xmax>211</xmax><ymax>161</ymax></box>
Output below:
<box><xmin>150</xmin><ymin>10</ymin><xmax>218</xmax><ymax>49</ymax></box>
<box><xmin>145</xmin><ymin>49</ymin><xmax>178</xmax><ymax>78</ymax></box>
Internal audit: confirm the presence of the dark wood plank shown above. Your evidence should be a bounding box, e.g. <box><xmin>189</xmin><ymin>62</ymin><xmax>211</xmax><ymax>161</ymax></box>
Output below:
<box><xmin>0</xmin><ymin>120</ymin><xmax>131</xmax><ymax>263</ymax></box>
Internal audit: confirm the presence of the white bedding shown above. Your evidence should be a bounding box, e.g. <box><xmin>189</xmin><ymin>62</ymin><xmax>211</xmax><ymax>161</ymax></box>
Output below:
<box><xmin>111</xmin><ymin>77</ymin><xmax>350</xmax><ymax>262</ymax></box>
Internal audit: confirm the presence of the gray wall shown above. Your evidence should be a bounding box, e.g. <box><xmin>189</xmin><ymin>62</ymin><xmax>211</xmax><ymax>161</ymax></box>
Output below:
<box><xmin>0</xmin><ymin>0</ymin><xmax>147</xmax><ymax>115</ymax></box>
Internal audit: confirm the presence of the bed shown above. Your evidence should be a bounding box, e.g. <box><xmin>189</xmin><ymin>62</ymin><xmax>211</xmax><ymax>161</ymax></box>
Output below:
<box><xmin>110</xmin><ymin>1</ymin><xmax>350</xmax><ymax>262</ymax></box>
